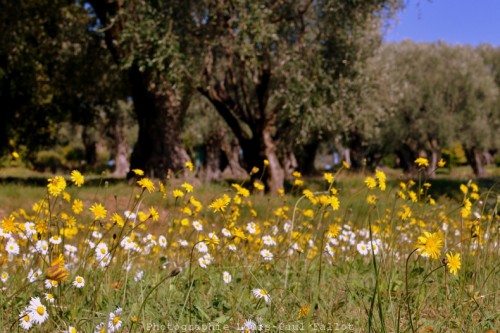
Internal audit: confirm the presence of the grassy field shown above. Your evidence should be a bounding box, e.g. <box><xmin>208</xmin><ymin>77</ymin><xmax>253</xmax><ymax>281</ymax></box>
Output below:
<box><xmin>0</xmin><ymin>165</ymin><xmax>498</xmax><ymax>332</ymax></box>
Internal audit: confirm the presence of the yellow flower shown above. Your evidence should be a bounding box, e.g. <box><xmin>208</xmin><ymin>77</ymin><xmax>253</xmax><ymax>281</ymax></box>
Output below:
<box><xmin>250</xmin><ymin>166</ymin><xmax>259</xmax><ymax>175</ymax></box>
<box><xmin>364</xmin><ymin>176</ymin><xmax>377</xmax><ymax>189</ymax></box>
<box><xmin>132</xmin><ymin>169</ymin><xmax>144</xmax><ymax>176</ymax></box>
<box><xmin>293</xmin><ymin>179</ymin><xmax>304</xmax><ymax>187</ymax></box>
<box><xmin>297</xmin><ymin>304</ymin><xmax>310</xmax><ymax>319</ymax></box>
<box><xmin>342</xmin><ymin>161</ymin><xmax>350</xmax><ymax>169</ymax></box>
<box><xmin>292</xmin><ymin>171</ymin><xmax>302</xmax><ymax>178</ymax></box>
<box><xmin>254</xmin><ymin>181</ymin><xmax>265</xmax><ymax>191</ymax></box>
<box><xmin>263</xmin><ymin>159</ymin><xmax>270</xmax><ymax>167</ymax></box>
<box><xmin>89</xmin><ymin>203</ymin><xmax>107</xmax><ymax>220</ymax></box>
<box><xmin>72</xmin><ymin>199</ymin><xmax>83</xmax><ymax>215</ymax></box>
<box><xmin>232</xmin><ymin>184</ymin><xmax>250</xmax><ymax>197</ymax></box>
<box><xmin>445</xmin><ymin>252</ymin><xmax>461</xmax><ymax>275</ymax></box>
<box><xmin>1</xmin><ymin>215</ymin><xmax>17</xmax><ymax>233</ymax></box>
<box><xmin>46</xmin><ymin>254</ymin><xmax>69</xmax><ymax>282</ymax></box>
<box><xmin>208</xmin><ymin>194</ymin><xmax>231</xmax><ymax>213</ymax></box>
<box><xmin>437</xmin><ymin>159</ymin><xmax>446</xmax><ymax>168</ymax></box>
<box><xmin>327</xmin><ymin>224</ymin><xmax>340</xmax><ymax>238</ymax></box>
<box><xmin>460</xmin><ymin>184</ymin><xmax>469</xmax><ymax>195</ymax></box>
<box><xmin>414</xmin><ymin>157</ymin><xmax>429</xmax><ymax>168</ymax></box>
<box><xmin>137</xmin><ymin>178</ymin><xmax>156</xmax><ymax>193</ymax></box>
<box><xmin>375</xmin><ymin>170</ymin><xmax>386</xmax><ymax>191</ymax></box>
<box><xmin>149</xmin><ymin>207</ymin><xmax>159</xmax><ymax>221</ymax></box>
<box><xmin>461</xmin><ymin>198</ymin><xmax>472</xmax><ymax>218</ymax></box>
<box><xmin>47</xmin><ymin>176</ymin><xmax>67</xmax><ymax>196</ymax></box>
<box><xmin>416</xmin><ymin>231</ymin><xmax>443</xmax><ymax>259</ymax></box>
<box><xmin>110</xmin><ymin>213</ymin><xmax>125</xmax><ymax>227</ymax></box>
<box><xmin>324</xmin><ymin>173</ymin><xmax>334</xmax><ymax>184</ymax></box>
<box><xmin>181</xmin><ymin>183</ymin><xmax>194</xmax><ymax>193</ymax></box>
<box><xmin>408</xmin><ymin>191</ymin><xmax>417</xmax><ymax>203</ymax></box>
<box><xmin>367</xmin><ymin>195</ymin><xmax>377</xmax><ymax>205</ymax></box>
<box><xmin>185</xmin><ymin>161</ymin><xmax>194</xmax><ymax>172</ymax></box>
<box><xmin>70</xmin><ymin>170</ymin><xmax>84</xmax><ymax>187</ymax></box>
<box><xmin>470</xmin><ymin>183</ymin><xmax>478</xmax><ymax>192</ymax></box>
<box><xmin>12</xmin><ymin>151</ymin><xmax>20</xmax><ymax>159</ymax></box>
<box><xmin>329</xmin><ymin>196</ymin><xmax>340</xmax><ymax>211</ymax></box>
<box><xmin>278</xmin><ymin>188</ymin><xmax>285</xmax><ymax>196</ymax></box>
<box><xmin>173</xmin><ymin>189</ymin><xmax>184</xmax><ymax>198</ymax></box>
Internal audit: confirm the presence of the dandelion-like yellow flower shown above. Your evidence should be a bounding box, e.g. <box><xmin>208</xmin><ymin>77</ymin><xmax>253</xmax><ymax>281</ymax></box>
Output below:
<box><xmin>89</xmin><ymin>203</ymin><xmax>107</xmax><ymax>220</ymax></box>
<box><xmin>12</xmin><ymin>151</ymin><xmax>20</xmax><ymax>159</ymax></box>
<box><xmin>208</xmin><ymin>194</ymin><xmax>230</xmax><ymax>213</ymax></box>
<box><xmin>70</xmin><ymin>170</ymin><xmax>84</xmax><ymax>187</ymax></box>
<box><xmin>185</xmin><ymin>161</ymin><xmax>194</xmax><ymax>172</ymax></box>
<box><xmin>445</xmin><ymin>252</ymin><xmax>461</xmax><ymax>275</ymax></box>
<box><xmin>324</xmin><ymin>173</ymin><xmax>334</xmax><ymax>184</ymax></box>
<box><xmin>149</xmin><ymin>207</ymin><xmax>159</xmax><ymax>221</ymax></box>
<box><xmin>173</xmin><ymin>189</ymin><xmax>184</xmax><ymax>198</ymax></box>
<box><xmin>364</xmin><ymin>176</ymin><xmax>377</xmax><ymax>189</ymax></box>
<box><xmin>254</xmin><ymin>182</ymin><xmax>265</xmax><ymax>191</ymax></box>
<box><xmin>263</xmin><ymin>159</ymin><xmax>270</xmax><ymax>167</ymax></box>
<box><xmin>250</xmin><ymin>166</ymin><xmax>259</xmax><ymax>175</ymax></box>
<box><xmin>110</xmin><ymin>213</ymin><xmax>125</xmax><ymax>227</ymax></box>
<box><xmin>416</xmin><ymin>231</ymin><xmax>443</xmax><ymax>259</ymax></box>
<box><xmin>232</xmin><ymin>184</ymin><xmax>250</xmax><ymax>197</ymax></box>
<box><xmin>342</xmin><ymin>161</ymin><xmax>350</xmax><ymax>169</ymax></box>
<box><xmin>46</xmin><ymin>254</ymin><xmax>69</xmax><ymax>282</ymax></box>
<box><xmin>47</xmin><ymin>176</ymin><xmax>67</xmax><ymax>196</ymax></box>
<box><xmin>329</xmin><ymin>196</ymin><xmax>340</xmax><ymax>211</ymax></box>
<box><xmin>297</xmin><ymin>305</ymin><xmax>310</xmax><ymax>319</ymax></box>
<box><xmin>181</xmin><ymin>183</ymin><xmax>194</xmax><ymax>193</ymax></box>
<box><xmin>137</xmin><ymin>178</ymin><xmax>156</xmax><ymax>193</ymax></box>
<box><xmin>1</xmin><ymin>215</ymin><xmax>17</xmax><ymax>233</ymax></box>
<box><xmin>367</xmin><ymin>195</ymin><xmax>377</xmax><ymax>205</ymax></box>
<box><xmin>437</xmin><ymin>159</ymin><xmax>446</xmax><ymax>168</ymax></box>
<box><xmin>414</xmin><ymin>157</ymin><xmax>429</xmax><ymax>168</ymax></box>
<box><xmin>375</xmin><ymin>170</ymin><xmax>386</xmax><ymax>191</ymax></box>
<box><xmin>132</xmin><ymin>169</ymin><xmax>144</xmax><ymax>176</ymax></box>
<box><xmin>72</xmin><ymin>199</ymin><xmax>83</xmax><ymax>215</ymax></box>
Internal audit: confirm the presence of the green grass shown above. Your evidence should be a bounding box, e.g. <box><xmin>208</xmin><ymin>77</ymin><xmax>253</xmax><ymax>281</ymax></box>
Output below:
<box><xmin>0</xmin><ymin>167</ymin><xmax>498</xmax><ymax>332</ymax></box>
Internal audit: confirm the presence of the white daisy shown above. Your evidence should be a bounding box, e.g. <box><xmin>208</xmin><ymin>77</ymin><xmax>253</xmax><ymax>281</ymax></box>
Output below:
<box><xmin>1</xmin><ymin>272</ymin><xmax>8</xmax><ymax>282</ymax></box>
<box><xmin>35</xmin><ymin>240</ymin><xmax>49</xmax><ymax>255</ymax></box>
<box><xmin>221</xmin><ymin>228</ymin><xmax>231</xmax><ymax>237</ymax></box>
<box><xmin>262</xmin><ymin>235</ymin><xmax>276</xmax><ymax>246</ymax></box>
<box><xmin>27</xmin><ymin>269</ymin><xmax>42</xmax><ymax>283</ymax></box>
<box><xmin>195</xmin><ymin>242</ymin><xmax>208</xmax><ymax>253</ymax></box>
<box><xmin>158</xmin><ymin>235</ymin><xmax>167</xmax><ymax>248</ymax></box>
<box><xmin>246</xmin><ymin>222</ymin><xmax>257</xmax><ymax>234</ymax></box>
<box><xmin>124</xmin><ymin>210</ymin><xmax>136</xmax><ymax>219</ymax></box>
<box><xmin>44</xmin><ymin>293</ymin><xmax>55</xmax><ymax>304</ymax></box>
<box><xmin>19</xmin><ymin>310</ymin><xmax>33</xmax><ymax>330</ymax></box>
<box><xmin>223</xmin><ymin>271</ymin><xmax>232</xmax><ymax>284</ymax></box>
<box><xmin>357</xmin><ymin>242</ymin><xmax>369</xmax><ymax>256</ymax></box>
<box><xmin>134</xmin><ymin>270</ymin><xmax>144</xmax><ymax>282</ymax></box>
<box><xmin>95</xmin><ymin>243</ymin><xmax>109</xmax><ymax>260</ymax></box>
<box><xmin>73</xmin><ymin>276</ymin><xmax>85</xmax><ymax>288</ymax></box>
<box><xmin>44</xmin><ymin>279</ymin><xmax>58</xmax><ymax>289</ymax></box>
<box><xmin>6</xmin><ymin>240</ymin><xmax>20</xmax><ymax>255</ymax></box>
<box><xmin>252</xmin><ymin>288</ymin><xmax>271</xmax><ymax>303</ymax></box>
<box><xmin>260</xmin><ymin>249</ymin><xmax>273</xmax><ymax>261</ymax></box>
<box><xmin>108</xmin><ymin>307</ymin><xmax>122</xmax><ymax>332</ymax></box>
<box><xmin>240</xmin><ymin>319</ymin><xmax>257</xmax><ymax>331</ymax></box>
<box><xmin>26</xmin><ymin>296</ymin><xmax>49</xmax><ymax>324</ymax></box>
<box><xmin>49</xmin><ymin>235</ymin><xmax>62</xmax><ymax>245</ymax></box>
<box><xmin>192</xmin><ymin>220</ymin><xmax>203</xmax><ymax>231</ymax></box>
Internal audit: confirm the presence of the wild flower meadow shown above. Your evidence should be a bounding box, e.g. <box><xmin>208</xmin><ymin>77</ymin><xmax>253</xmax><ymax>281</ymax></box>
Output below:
<box><xmin>0</xmin><ymin>160</ymin><xmax>498</xmax><ymax>332</ymax></box>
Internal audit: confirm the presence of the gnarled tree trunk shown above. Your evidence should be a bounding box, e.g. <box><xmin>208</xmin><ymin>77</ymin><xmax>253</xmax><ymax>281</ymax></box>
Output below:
<box><xmin>128</xmin><ymin>66</ymin><xmax>189</xmax><ymax>177</ymax></box>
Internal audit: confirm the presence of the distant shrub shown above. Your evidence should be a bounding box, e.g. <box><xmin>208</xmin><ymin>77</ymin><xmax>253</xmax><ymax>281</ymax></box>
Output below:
<box><xmin>33</xmin><ymin>150</ymin><xmax>66</xmax><ymax>173</ymax></box>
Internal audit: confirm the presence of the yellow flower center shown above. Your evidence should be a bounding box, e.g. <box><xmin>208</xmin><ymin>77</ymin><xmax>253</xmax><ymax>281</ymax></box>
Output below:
<box><xmin>23</xmin><ymin>315</ymin><xmax>30</xmax><ymax>322</ymax></box>
<box><xmin>113</xmin><ymin>316</ymin><xmax>120</xmax><ymax>325</ymax></box>
<box><xmin>77</xmin><ymin>277</ymin><xmax>83</xmax><ymax>283</ymax></box>
<box><xmin>37</xmin><ymin>305</ymin><xmax>45</xmax><ymax>315</ymax></box>
<box><xmin>100</xmin><ymin>248</ymin><xmax>106</xmax><ymax>254</ymax></box>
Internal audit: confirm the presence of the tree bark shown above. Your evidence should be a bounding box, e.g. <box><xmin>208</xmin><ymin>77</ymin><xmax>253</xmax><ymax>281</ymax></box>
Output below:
<box><xmin>128</xmin><ymin>66</ymin><xmax>189</xmax><ymax>178</ymax></box>
<box><xmin>296</xmin><ymin>141</ymin><xmax>319</xmax><ymax>176</ymax></box>
<box><xmin>465</xmin><ymin>147</ymin><xmax>486</xmax><ymax>178</ymax></box>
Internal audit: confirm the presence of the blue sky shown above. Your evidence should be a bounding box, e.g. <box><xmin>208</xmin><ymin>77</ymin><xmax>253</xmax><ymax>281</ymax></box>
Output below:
<box><xmin>383</xmin><ymin>0</ymin><xmax>500</xmax><ymax>46</ymax></box>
